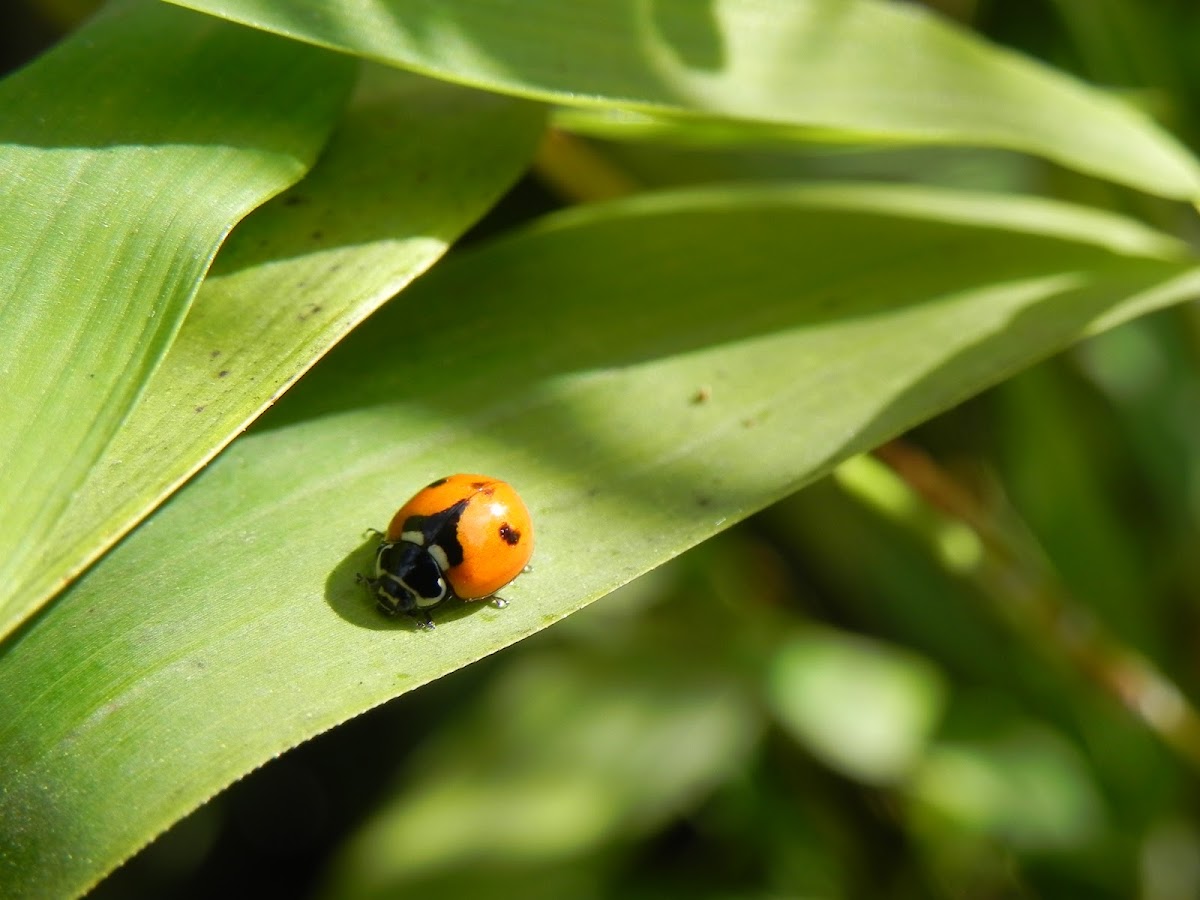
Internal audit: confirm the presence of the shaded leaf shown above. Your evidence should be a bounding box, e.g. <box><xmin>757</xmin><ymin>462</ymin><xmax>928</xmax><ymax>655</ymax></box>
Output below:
<box><xmin>321</xmin><ymin>650</ymin><xmax>757</xmax><ymax>899</ymax></box>
<box><xmin>911</xmin><ymin>726</ymin><xmax>1106</xmax><ymax>849</ymax></box>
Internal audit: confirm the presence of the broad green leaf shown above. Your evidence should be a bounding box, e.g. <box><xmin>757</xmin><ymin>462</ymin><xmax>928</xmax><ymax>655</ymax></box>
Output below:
<box><xmin>1</xmin><ymin>184</ymin><xmax>1198</xmax><ymax>897</ymax></box>
<box><xmin>0</xmin><ymin>0</ymin><xmax>353</xmax><ymax>639</ymax></box>
<box><xmin>166</xmin><ymin>0</ymin><xmax>1200</xmax><ymax>200</ymax></box>
<box><xmin>18</xmin><ymin>67</ymin><xmax>544</xmax><ymax>628</ymax></box>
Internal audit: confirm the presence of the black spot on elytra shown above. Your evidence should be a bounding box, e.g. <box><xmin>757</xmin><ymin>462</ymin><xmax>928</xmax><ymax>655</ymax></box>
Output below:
<box><xmin>427</xmin><ymin>477</ymin><xmax>448</xmax><ymax>488</ymax></box>
<box><xmin>499</xmin><ymin>524</ymin><xmax>520</xmax><ymax>545</ymax></box>
<box><xmin>471</xmin><ymin>481</ymin><xmax>487</xmax><ymax>489</ymax></box>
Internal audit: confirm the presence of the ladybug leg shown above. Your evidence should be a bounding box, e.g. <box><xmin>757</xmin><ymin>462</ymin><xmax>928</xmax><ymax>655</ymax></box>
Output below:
<box><xmin>490</xmin><ymin>595</ymin><xmax>510</xmax><ymax>609</ymax></box>
<box><xmin>521</xmin><ymin>564</ymin><xmax>533</xmax><ymax>574</ymax></box>
<box><xmin>411</xmin><ymin>610</ymin><xmax>436</xmax><ymax>631</ymax></box>
<box><xmin>362</xmin><ymin>527</ymin><xmax>384</xmax><ymax>540</ymax></box>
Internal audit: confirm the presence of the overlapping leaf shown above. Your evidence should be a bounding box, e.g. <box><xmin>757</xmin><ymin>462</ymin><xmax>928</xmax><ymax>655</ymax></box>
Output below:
<box><xmin>18</xmin><ymin>67</ymin><xmax>544</xmax><ymax>625</ymax></box>
<box><xmin>0</xmin><ymin>0</ymin><xmax>354</xmax><ymax>638</ymax></box>
<box><xmin>166</xmin><ymin>0</ymin><xmax>1200</xmax><ymax>199</ymax></box>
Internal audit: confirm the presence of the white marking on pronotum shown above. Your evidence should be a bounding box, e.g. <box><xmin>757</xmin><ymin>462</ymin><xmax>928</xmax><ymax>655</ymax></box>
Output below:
<box><xmin>400</xmin><ymin>530</ymin><xmax>425</xmax><ymax>545</ymax></box>
<box><xmin>428</xmin><ymin>543</ymin><xmax>450</xmax><ymax>572</ymax></box>
<box><xmin>416</xmin><ymin>584</ymin><xmax>447</xmax><ymax>608</ymax></box>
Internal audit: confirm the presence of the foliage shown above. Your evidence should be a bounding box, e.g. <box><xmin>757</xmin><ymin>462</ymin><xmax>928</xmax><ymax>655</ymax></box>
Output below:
<box><xmin>2</xmin><ymin>0</ymin><xmax>1200</xmax><ymax>897</ymax></box>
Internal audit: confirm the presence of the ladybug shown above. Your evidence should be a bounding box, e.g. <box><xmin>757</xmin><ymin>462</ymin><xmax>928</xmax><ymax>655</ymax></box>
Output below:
<box><xmin>360</xmin><ymin>474</ymin><xmax>533</xmax><ymax>629</ymax></box>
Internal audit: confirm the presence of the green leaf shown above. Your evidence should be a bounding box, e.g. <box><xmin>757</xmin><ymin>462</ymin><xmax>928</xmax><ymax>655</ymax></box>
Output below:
<box><xmin>165</xmin><ymin>0</ymin><xmax>1200</xmax><ymax>200</ymax></box>
<box><xmin>766</xmin><ymin>630</ymin><xmax>946</xmax><ymax>785</ymax></box>
<box><xmin>17</xmin><ymin>66</ymin><xmax>544</xmax><ymax>630</ymax></box>
<box><xmin>0</xmin><ymin>0</ymin><xmax>354</xmax><ymax>639</ymax></box>
<box><xmin>322</xmin><ymin>648</ymin><xmax>758</xmax><ymax>898</ymax></box>
<box><xmin>1</xmin><ymin>184</ymin><xmax>1197</xmax><ymax>897</ymax></box>
<box><xmin>911</xmin><ymin>726</ymin><xmax>1106</xmax><ymax>849</ymax></box>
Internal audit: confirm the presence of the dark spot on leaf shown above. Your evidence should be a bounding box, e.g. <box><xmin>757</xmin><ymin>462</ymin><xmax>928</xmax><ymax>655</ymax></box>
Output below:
<box><xmin>218</xmin><ymin>370</ymin><xmax>230</xmax><ymax>378</ymax></box>
<box><xmin>499</xmin><ymin>524</ymin><xmax>520</xmax><ymax>545</ymax></box>
<box><xmin>282</xmin><ymin>194</ymin><xmax>305</xmax><ymax>207</ymax></box>
<box><xmin>195</xmin><ymin>405</ymin><xmax>205</xmax><ymax>413</ymax></box>
<box><xmin>210</xmin><ymin>350</ymin><xmax>221</xmax><ymax>359</ymax></box>
<box><xmin>311</xmin><ymin>230</ymin><xmax>323</xmax><ymax>240</ymax></box>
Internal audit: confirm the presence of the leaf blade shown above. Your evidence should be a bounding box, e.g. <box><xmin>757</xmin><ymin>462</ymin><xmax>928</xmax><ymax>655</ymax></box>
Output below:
<box><xmin>19</xmin><ymin>67</ymin><xmax>544</xmax><ymax>625</ymax></box>
<box><xmin>165</xmin><ymin>0</ymin><xmax>1200</xmax><ymax>199</ymax></box>
<box><xmin>0</xmin><ymin>0</ymin><xmax>354</xmax><ymax>638</ymax></box>
<box><xmin>1</xmin><ymin>184</ymin><xmax>1196</xmax><ymax>897</ymax></box>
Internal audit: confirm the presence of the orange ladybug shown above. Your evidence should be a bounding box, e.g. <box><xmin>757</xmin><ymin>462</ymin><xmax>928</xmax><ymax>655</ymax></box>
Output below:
<box><xmin>361</xmin><ymin>474</ymin><xmax>533</xmax><ymax>629</ymax></box>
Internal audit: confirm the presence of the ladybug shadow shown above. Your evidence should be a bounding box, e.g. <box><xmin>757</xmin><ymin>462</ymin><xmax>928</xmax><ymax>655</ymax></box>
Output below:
<box><xmin>323</xmin><ymin>533</ymin><xmax>494</xmax><ymax>632</ymax></box>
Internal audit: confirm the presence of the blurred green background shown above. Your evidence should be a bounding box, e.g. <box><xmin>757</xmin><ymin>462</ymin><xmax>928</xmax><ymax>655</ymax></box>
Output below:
<box><xmin>9</xmin><ymin>0</ymin><xmax>1200</xmax><ymax>897</ymax></box>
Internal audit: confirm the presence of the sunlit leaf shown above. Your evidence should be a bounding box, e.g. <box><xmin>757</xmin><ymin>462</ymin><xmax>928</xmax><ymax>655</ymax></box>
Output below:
<box><xmin>19</xmin><ymin>66</ymin><xmax>544</xmax><ymax>622</ymax></box>
<box><xmin>0</xmin><ymin>0</ymin><xmax>353</xmax><ymax>638</ymax></box>
<box><xmin>168</xmin><ymin>0</ymin><xmax>1200</xmax><ymax>199</ymax></box>
<box><xmin>1</xmin><ymin>184</ymin><xmax>1197</xmax><ymax>897</ymax></box>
